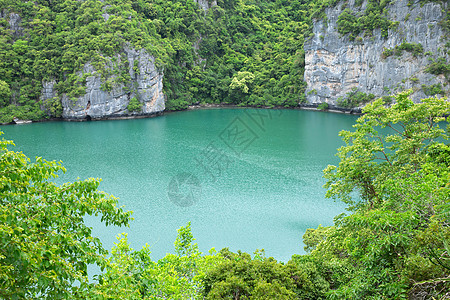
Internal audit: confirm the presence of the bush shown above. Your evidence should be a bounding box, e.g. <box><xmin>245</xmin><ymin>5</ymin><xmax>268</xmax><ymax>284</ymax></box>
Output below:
<box><xmin>382</xmin><ymin>95</ymin><xmax>393</xmax><ymax>105</ymax></box>
<box><xmin>382</xmin><ymin>42</ymin><xmax>423</xmax><ymax>58</ymax></box>
<box><xmin>337</xmin><ymin>88</ymin><xmax>375</xmax><ymax>108</ymax></box>
<box><xmin>127</xmin><ymin>97</ymin><xmax>142</xmax><ymax>113</ymax></box>
<box><xmin>422</xmin><ymin>84</ymin><xmax>445</xmax><ymax>96</ymax></box>
<box><xmin>337</xmin><ymin>0</ymin><xmax>393</xmax><ymax>38</ymax></box>
<box><xmin>425</xmin><ymin>57</ymin><xmax>450</xmax><ymax>79</ymax></box>
<box><xmin>165</xmin><ymin>95</ymin><xmax>190</xmax><ymax>111</ymax></box>
<box><xmin>0</xmin><ymin>80</ymin><xmax>11</xmax><ymax>107</ymax></box>
<box><xmin>0</xmin><ymin>134</ymin><xmax>132</xmax><ymax>298</ymax></box>
<box><xmin>322</xmin><ymin>92</ymin><xmax>450</xmax><ymax>298</ymax></box>
<box><xmin>42</xmin><ymin>97</ymin><xmax>63</xmax><ymax>117</ymax></box>
<box><xmin>317</xmin><ymin>102</ymin><xmax>329</xmax><ymax>110</ymax></box>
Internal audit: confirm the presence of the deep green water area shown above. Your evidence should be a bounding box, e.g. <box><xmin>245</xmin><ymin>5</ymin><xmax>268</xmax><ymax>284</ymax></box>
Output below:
<box><xmin>2</xmin><ymin>108</ymin><xmax>359</xmax><ymax>261</ymax></box>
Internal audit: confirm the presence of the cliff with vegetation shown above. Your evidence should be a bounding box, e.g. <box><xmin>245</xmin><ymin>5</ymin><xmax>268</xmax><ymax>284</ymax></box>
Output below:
<box><xmin>41</xmin><ymin>47</ymin><xmax>165</xmax><ymax>120</ymax></box>
<box><xmin>0</xmin><ymin>0</ymin><xmax>311</xmax><ymax>122</ymax></box>
<box><xmin>0</xmin><ymin>0</ymin><xmax>448</xmax><ymax>122</ymax></box>
<box><xmin>304</xmin><ymin>0</ymin><xmax>449</xmax><ymax>108</ymax></box>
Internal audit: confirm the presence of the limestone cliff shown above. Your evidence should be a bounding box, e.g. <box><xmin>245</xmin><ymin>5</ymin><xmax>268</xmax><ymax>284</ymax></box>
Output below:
<box><xmin>304</xmin><ymin>0</ymin><xmax>448</xmax><ymax>106</ymax></box>
<box><xmin>41</xmin><ymin>47</ymin><xmax>165</xmax><ymax>120</ymax></box>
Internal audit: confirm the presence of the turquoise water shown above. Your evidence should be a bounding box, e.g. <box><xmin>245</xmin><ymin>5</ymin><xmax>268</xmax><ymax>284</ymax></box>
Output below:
<box><xmin>1</xmin><ymin>108</ymin><xmax>358</xmax><ymax>261</ymax></box>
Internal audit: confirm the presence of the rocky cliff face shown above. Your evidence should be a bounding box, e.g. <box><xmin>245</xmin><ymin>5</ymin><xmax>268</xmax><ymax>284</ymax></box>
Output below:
<box><xmin>304</xmin><ymin>0</ymin><xmax>448</xmax><ymax>106</ymax></box>
<box><xmin>42</xmin><ymin>47</ymin><xmax>165</xmax><ymax>120</ymax></box>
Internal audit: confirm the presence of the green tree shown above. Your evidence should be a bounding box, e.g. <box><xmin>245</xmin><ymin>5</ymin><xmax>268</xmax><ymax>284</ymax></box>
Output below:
<box><xmin>127</xmin><ymin>97</ymin><xmax>143</xmax><ymax>113</ymax></box>
<box><xmin>315</xmin><ymin>91</ymin><xmax>450</xmax><ymax>298</ymax></box>
<box><xmin>229</xmin><ymin>71</ymin><xmax>255</xmax><ymax>94</ymax></box>
<box><xmin>95</xmin><ymin>222</ymin><xmax>223</xmax><ymax>299</ymax></box>
<box><xmin>203</xmin><ymin>249</ymin><xmax>298</xmax><ymax>299</ymax></box>
<box><xmin>203</xmin><ymin>247</ymin><xmax>333</xmax><ymax>299</ymax></box>
<box><xmin>0</xmin><ymin>80</ymin><xmax>11</xmax><ymax>107</ymax></box>
<box><xmin>324</xmin><ymin>90</ymin><xmax>450</xmax><ymax>209</ymax></box>
<box><xmin>42</xmin><ymin>96</ymin><xmax>63</xmax><ymax>118</ymax></box>
<box><xmin>0</xmin><ymin>133</ymin><xmax>133</xmax><ymax>299</ymax></box>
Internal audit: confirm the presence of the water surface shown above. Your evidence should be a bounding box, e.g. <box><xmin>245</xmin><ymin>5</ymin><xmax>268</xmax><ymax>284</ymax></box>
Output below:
<box><xmin>1</xmin><ymin>108</ymin><xmax>358</xmax><ymax>261</ymax></box>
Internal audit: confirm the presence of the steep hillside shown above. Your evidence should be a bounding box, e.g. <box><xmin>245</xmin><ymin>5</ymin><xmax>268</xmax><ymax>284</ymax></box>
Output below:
<box><xmin>0</xmin><ymin>0</ymin><xmax>319</xmax><ymax>122</ymax></box>
<box><xmin>304</xmin><ymin>0</ymin><xmax>449</xmax><ymax>108</ymax></box>
<box><xmin>0</xmin><ymin>0</ymin><xmax>448</xmax><ymax>122</ymax></box>
<box><xmin>0</xmin><ymin>0</ymin><xmax>173</xmax><ymax>121</ymax></box>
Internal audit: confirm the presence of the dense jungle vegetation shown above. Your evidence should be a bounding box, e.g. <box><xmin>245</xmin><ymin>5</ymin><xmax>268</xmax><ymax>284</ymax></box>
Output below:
<box><xmin>9</xmin><ymin>0</ymin><xmax>432</xmax><ymax>122</ymax></box>
<box><xmin>0</xmin><ymin>0</ymin><xmax>332</xmax><ymax>122</ymax></box>
<box><xmin>1</xmin><ymin>91</ymin><xmax>449</xmax><ymax>299</ymax></box>
<box><xmin>0</xmin><ymin>0</ymin><xmax>448</xmax><ymax>122</ymax></box>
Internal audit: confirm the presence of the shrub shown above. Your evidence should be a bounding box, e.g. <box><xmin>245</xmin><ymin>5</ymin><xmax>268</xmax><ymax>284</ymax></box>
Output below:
<box><xmin>317</xmin><ymin>102</ymin><xmax>329</xmax><ymax>110</ymax></box>
<box><xmin>425</xmin><ymin>57</ymin><xmax>450</xmax><ymax>79</ymax></box>
<box><xmin>337</xmin><ymin>0</ymin><xmax>393</xmax><ymax>38</ymax></box>
<box><xmin>127</xmin><ymin>97</ymin><xmax>142</xmax><ymax>113</ymax></box>
<box><xmin>337</xmin><ymin>88</ymin><xmax>375</xmax><ymax>108</ymax></box>
<box><xmin>382</xmin><ymin>42</ymin><xmax>423</xmax><ymax>58</ymax></box>
<box><xmin>422</xmin><ymin>84</ymin><xmax>445</xmax><ymax>96</ymax></box>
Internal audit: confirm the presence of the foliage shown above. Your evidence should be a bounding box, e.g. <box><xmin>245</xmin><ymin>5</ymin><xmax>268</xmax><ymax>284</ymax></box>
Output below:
<box><xmin>319</xmin><ymin>91</ymin><xmax>450</xmax><ymax>298</ymax></box>
<box><xmin>162</xmin><ymin>0</ymin><xmax>314</xmax><ymax>109</ymax></box>
<box><xmin>0</xmin><ymin>80</ymin><xmax>11</xmax><ymax>107</ymax></box>
<box><xmin>325</xmin><ymin>90</ymin><xmax>449</xmax><ymax>207</ymax></box>
<box><xmin>422</xmin><ymin>83</ymin><xmax>446</xmax><ymax>96</ymax></box>
<box><xmin>164</xmin><ymin>95</ymin><xmax>190</xmax><ymax>111</ymax></box>
<box><xmin>336</xmin><ymin>87</ymin><xmax>375</xmax><ymax>108</ymax></box>
<box><xmin>0</xmin><ymin>0</ymin><xmax>170</xmax><ymax>120</ymax></box>
<box><xmin>203</xmin><ymin>249</ymin><xmax>293</xmax><ymax>299</ymax></box>
<box><xmin>382</xmin><ymin>42</ymin><xmax>423</xmax><ymax>58</ymax></box>
<box><xmin>96</xmin><ymin>225</ymin><xmax>333</xmax><ymax>299</ymax></box>
<box><xmin>0</xmin><ymin>0</ymin><xmax>322</xmax><ymax>118</ymax></box>
<box><xmin>42</xmin><ymin>96</ymin><xmax>63</xmax><ymax>118</ymax></box>
<box><xmin>0</xmin><ymin>0</ymin><xmax>448</xmax><ymax>120</ymax></box>
<box><xmin>229</xmin><ymin>71</ymin><xmax>255</xmax><ymax>95</ymax></box>
<box><xmin>0</xmin><ymin>132</ymin><xmax>133</xmax><ymax>298</ymax></box>
<box><xmin>95</xmin><ymin>222</ymin><xmax>224</xmax><ymax>299</ymax></box>
<box><xmin>303</xmin><ymin>225</ymin><xmax>333</xmax><ymax>252</ymax></box>
<box><xmin>317</xmin><ymin>102</ymin><xmax>329</xmax><ymax>111</ymax></box>
<box><xmin>2</xmin><ymin>92</ymin><xmax>450</xmax><ymax>298</ymax></box>
<box><xmin>382</xmin><ymin>95</ymin><xmax>393</xmax><ymax>105</ymax></box>
<box><xmin>127</xmin><ymin>97</ymin><xmax>142</xmax><ymax>113</ymax></box>
<box><xmin>337</xmin><ymin>0</ymin><xmax>394</xmax><ymax>40</ymax></box>
<box><xmin>425</xmin><ymin>57</ymin><xmax>450</xmax><ymax>80</ymax></box>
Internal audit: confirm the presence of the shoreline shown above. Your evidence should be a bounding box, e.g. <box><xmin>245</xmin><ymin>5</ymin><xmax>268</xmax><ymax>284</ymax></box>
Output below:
<box><xmin>1</xmin><ymin>103</ymin><xmax>362</xmax><ymax>125</ymax></box>
<box><xmin>183</xmin><ymin>102</ymin><xmax>362</xmax><ymax>114</ymax></box>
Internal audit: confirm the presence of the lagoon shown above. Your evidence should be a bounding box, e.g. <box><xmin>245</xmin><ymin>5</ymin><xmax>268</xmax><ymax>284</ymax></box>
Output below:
<box><xmin>1</xmin><ymin>108</ymin><xmax>358</xmax><ymax>261</ymax></box>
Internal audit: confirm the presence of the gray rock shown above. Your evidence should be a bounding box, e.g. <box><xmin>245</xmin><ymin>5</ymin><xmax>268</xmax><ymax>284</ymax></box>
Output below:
<box><xmin>0</xmin><ymin>11</ymin><xmax>23</xmax><ymax>37</ymax></box>
<box><xmin>194</xmin><ymin>0</ymin><xmax>217</xmax><ymax>12</ymax></box>
<box><xmin>8</xmin><ymin>13</ymin><xmax>22</xmax><ymax>36</ymax></box>
<box><xmin>42</xmin><ymin>46</ymin><xmax>165</xmax><ymax>120</ymax></box>
<box><xmin>41</xmin><ymin>81</ymin><xmax>57</xmax><ymax>100</ymax></box>
<box><xmin>13</xmin><ymin>118</ymin><xmax>32</xmax><ymax>124</ymax></box>
<box><xmin>304</xmin><ymin>0</ymin><xmax>449</xmax><ymax>106</ymax></box>
<box><xmin>102</xmin><ymin>5</ymin><xmax>111</xmax><ymax>21</ymax></box>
